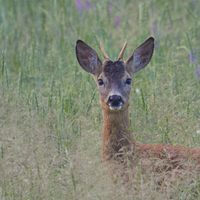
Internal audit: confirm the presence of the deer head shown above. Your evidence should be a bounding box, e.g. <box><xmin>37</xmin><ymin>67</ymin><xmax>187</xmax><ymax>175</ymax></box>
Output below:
<box><xmin>75</xmin><ymin>37</ymin><xmax>154</xmax><ymax>112</ymax></box>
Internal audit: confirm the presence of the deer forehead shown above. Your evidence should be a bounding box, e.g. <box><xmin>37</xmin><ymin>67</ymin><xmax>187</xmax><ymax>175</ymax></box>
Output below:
<box><xmin>99</xmin><ymin>60</ymin><xmax>131</xmax><ymax>80</ymax></box>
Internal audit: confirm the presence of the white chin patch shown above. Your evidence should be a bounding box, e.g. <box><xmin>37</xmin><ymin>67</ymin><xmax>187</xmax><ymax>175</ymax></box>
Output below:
<box><xmin>109</xmin><ymin>105</ymin><xmax>122</xmax><ymax>111</ymax></box>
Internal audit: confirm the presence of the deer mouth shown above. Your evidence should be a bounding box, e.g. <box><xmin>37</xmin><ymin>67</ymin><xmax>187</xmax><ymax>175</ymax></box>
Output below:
<box><xmin>107</xmin><ymin>95</ymin><xmax>124</xmax><ymax>111</ymax></box>
<box><xmin>109</xmin><ymin>104</ymin><xmax>123</xmax><ymax>111</ymax></box>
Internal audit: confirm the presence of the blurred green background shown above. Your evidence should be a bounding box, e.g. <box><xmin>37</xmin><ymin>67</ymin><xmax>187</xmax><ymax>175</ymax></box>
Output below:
<box><xmin>1</xmin><ymin>0</ymin><xmax>200</xmax><ymax>199</ymax></box>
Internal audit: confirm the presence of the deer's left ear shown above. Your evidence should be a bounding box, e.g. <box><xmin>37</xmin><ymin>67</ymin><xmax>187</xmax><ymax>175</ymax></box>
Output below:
<box><xmin>125</xmin><ymin>37</ymin><xmax>154</xmax><ymax>75</ymax></box>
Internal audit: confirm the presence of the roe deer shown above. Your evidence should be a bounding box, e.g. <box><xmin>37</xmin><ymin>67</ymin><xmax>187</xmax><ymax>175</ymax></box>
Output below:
<box><xmin>75</xmin><ymin>37</ymin><xmax>200</xmax><ymax>185</ymax></box>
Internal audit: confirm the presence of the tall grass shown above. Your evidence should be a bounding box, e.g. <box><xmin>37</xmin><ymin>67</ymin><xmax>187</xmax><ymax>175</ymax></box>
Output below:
<box><xmin>1</xmin><ymin>0</ymin><xmax>200</xmax><ymax>199</ymax></box>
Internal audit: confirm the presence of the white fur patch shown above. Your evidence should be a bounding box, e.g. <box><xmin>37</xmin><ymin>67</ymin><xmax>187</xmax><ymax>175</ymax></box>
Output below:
<box><xmin>109</xmin><ymin>91</ymin><xmax>122</xmax><ymax>97</ymax></box>
<box><xmin>109</xmin><ymin>105</ymin><xmax>122</xmax><ymax>111</ymax></box>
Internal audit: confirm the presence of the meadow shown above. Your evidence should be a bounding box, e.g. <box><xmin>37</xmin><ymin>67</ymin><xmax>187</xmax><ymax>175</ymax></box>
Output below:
<box><xmin>1</xmin><ymin>0</ymin><xmax>200</xmax><ymax>199</ymax></box>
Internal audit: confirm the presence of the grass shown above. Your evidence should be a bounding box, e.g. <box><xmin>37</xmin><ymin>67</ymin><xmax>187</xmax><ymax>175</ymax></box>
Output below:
<box><xmin>1</xmin><ymin>0</ymin><xmax>200</xmax><ymax>199</ymax></box>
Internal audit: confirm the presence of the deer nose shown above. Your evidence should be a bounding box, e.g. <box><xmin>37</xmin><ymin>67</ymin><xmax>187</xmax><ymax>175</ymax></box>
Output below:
<box><xmin>107</xmin><ymin>95</ymin><xmax>123</xmax><ymax>106</ymax></box>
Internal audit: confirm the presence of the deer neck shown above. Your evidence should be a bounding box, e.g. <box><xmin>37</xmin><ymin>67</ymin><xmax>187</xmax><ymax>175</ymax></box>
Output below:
<box><xmin>101</xmin><ymin>108</ymin><xmax>135</xmax><ymax>162</ymax></box>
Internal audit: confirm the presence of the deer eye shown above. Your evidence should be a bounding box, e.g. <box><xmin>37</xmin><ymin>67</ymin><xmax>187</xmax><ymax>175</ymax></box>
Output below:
<box><xmin>98</xmin><ymin>79</ymin><xmax>104</xmax><ymax>86</ymax></box>
<box><xmin>125</xmin><ymin>78</ymin><xmax>132</xmax><ymax>85</ymax></box>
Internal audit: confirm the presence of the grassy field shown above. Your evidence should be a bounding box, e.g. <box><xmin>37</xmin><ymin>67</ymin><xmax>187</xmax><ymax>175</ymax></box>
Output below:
<box><xmin>1</xmin><ymin>0</ymin><xmax>200</xmax><ymax>199</ymax></box>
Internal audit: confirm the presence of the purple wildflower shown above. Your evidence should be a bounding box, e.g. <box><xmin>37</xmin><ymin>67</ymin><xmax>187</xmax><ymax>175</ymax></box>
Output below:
<box><xmin>190</xmin><ymin>52</ymin><xmax>194</xmax><ymax>62</ymax></box>
<box><xmin>196</xmin><ymin>67</ymin><xmax>200</xmax><ymax>78</ymax></box>
<box><xmin>76</xmin><ymin>0</ymin><xmax>83</xmax><ymax>12</ymax></box>
<box><xmin>151</xmin><ymin>23</ymin><xmax>157</xmax><ymax>36</ymax></box>
<box><xmin>168</xmin><ymin>24</ymin><xmax>171</xmax><ymax>32</ymax></box>
<box><xmin>85</xmin><ymin>0</ymin><xmax>90</xmax><ymax>11</ymax></box>
<box><xmin>115</xmin><ymin>16</ymin><xmax>120</xmax><ymax>27</ymax></box>
<box><xmin>57</xmin><ymin>29</ymin><xmax>60</xmax><ymax>36</ymax></box>
<box><xmin>166</xmin><ymin>140</ymin><xmax>168</xmax><ymax>145</ymax></box>
<box><xmin>190</xmin><ymin>48</ymin><xmax>198</xmax><ymax>63</ymax></box>
<box><xmin>109</xmin><ymin>4</ymin><xmax>113</xmax><ymax>16</ymax></box>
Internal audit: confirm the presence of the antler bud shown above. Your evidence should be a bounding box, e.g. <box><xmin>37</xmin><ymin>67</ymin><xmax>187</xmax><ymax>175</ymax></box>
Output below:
<box><xmin>118</xmin><ymin>40</ymin><xmax>127</xmax><ymax>60</ymax></box>
<box><xmin>100</xmin><ymin>41</ymin><xmax>109</xmax><ymax>60</ymax></box>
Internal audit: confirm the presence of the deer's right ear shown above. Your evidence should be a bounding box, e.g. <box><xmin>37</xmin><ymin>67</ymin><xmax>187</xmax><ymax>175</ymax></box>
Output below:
<box><xmin>76</xmin><ymin>40</ymin><xmax>102</xmax><ymax>75</ymax></box>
